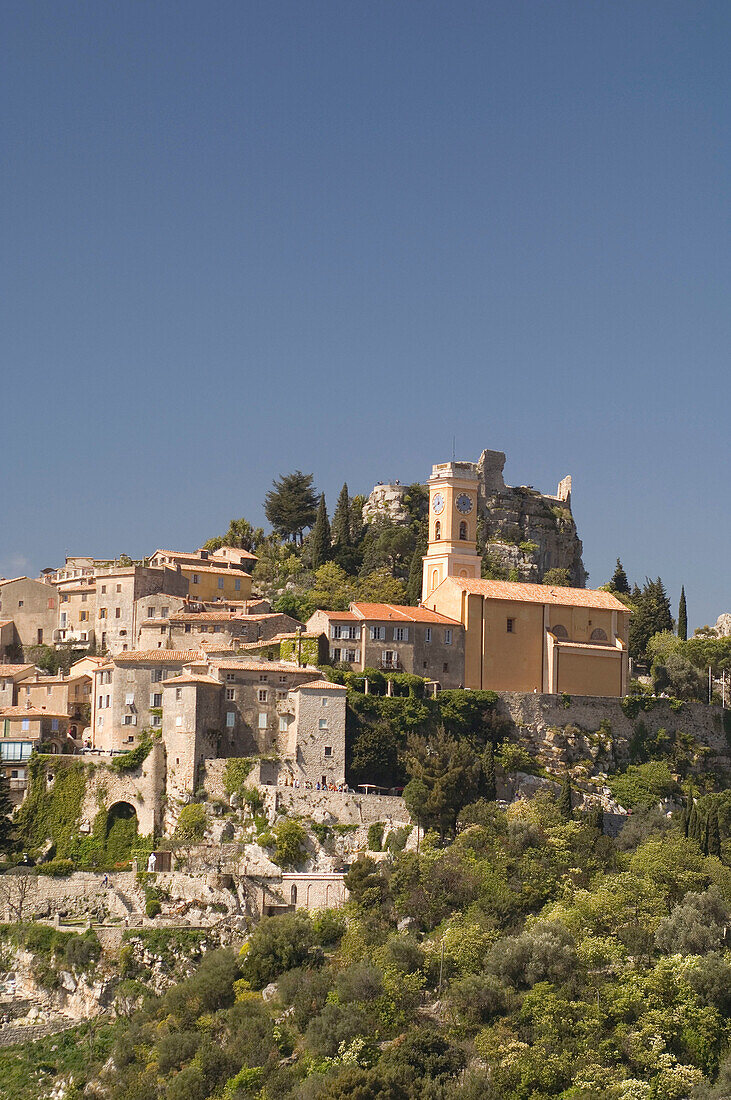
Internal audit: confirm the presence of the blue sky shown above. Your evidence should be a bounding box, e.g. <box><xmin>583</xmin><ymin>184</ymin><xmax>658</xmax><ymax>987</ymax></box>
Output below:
<box><xmin>2</xmin><ymin>1</ymin><xmax>729</xmax><ymax>630</ymax></box>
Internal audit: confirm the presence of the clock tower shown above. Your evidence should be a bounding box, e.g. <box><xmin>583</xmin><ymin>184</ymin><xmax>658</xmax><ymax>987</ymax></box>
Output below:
<box><xmin>421</xmin><ymin>461</ymin><xmax>482</xmax><ymax>602</ymax></box>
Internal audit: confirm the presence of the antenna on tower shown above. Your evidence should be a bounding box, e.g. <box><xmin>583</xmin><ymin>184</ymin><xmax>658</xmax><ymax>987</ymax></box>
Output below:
<box><xmin>452</xmin><ymin>435</ymin><xmax>456</xmax><ymax>461</ymax></box>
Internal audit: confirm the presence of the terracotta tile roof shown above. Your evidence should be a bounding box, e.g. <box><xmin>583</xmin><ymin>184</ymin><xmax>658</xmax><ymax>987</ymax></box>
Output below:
<box><xmin>310</xmin><ymin>610</ymin><xmax>357</xmax><ymax>621</ymax></box>
<box><xmin>0</xmin><ymin>620</ymin><xmax>13</xmax><ymax>627</ymax></box>
<box><xmin>0</xmin><ymin>664</ymin><xmax>35</xmax><ymax>678</ymax></box>
<box><xmin>162</xmin><ymin>674</ymin><xmax>223</xmax><ymax>687</ymax></box>
<box><xmin>113</xmin><ymin>650</ymin><xmax>204</xmax><ymax>664</ymax></box>
<box><xmin>210</xmin><ymin>660</ymin><xmax>320</xmax><ymax>675</ymax></box>
<box><xmin>292</xmin><ymin>679</ymin><xmax>346</xmax><ymax>692</ymax></box>
<box><xmin>0</xmin><ymin>706</ymin><xmax>69</xmax><ymax>719</ymax></box>
<box><xmin>199</xmin><ymin>639</ymin><xmax>235</xmax><ymax>652</ymax></box>
<box><xmin>0</xmin><ymin>577</ymin><xmax>28</xmax><ymax>586</ymax></box>
<box><xmin>552</xmin><ymin>639</ymin><xmax>625</xmax><ymax>651</ymax></box>
<box><xmin>439</xmin><ymin>577</ymin><xmax>630</xmax><ymax>612</ymax></box>
<box><xmin>351</xmin><ymin>602</ymin><xmax>463</xmax><ymax>626</ymax></box>
<box><xmin>179</xmin><ymin>564</ymin><xmax>252</xmax><ymax>577</ymax></box>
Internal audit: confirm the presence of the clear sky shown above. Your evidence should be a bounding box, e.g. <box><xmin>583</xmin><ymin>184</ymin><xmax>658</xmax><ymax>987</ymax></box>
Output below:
<box><xmin>2</xmin><ymin>1</ymin><xmax>729</xmax><ymax>630</ymax></box>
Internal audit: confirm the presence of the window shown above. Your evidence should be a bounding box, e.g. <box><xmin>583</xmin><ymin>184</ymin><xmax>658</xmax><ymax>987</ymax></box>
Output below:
<box><xmin>192</xmin><ymin>574</ymin><xmax>200</xmax><ymax>584</ymax></box>
<box><xmin>115</xmin><ymin>607</ymin><xmax>121</xmax><ymax>618</ymax></box>
<box><xmin>321</xmin><ymin>697</ymin><xmax>328</xmax><ymax>707</ymax></box>
<box><xmin>507</xmin><ymin>618</ymin><xmax>515</xmax><ymax>633</ymax></box>
<box><xmin>279</xmin><ymin>675</ymin><xmax>287</xmax><ymax>683</ymax></box>
<box><xmin>81</xmin><ymin>592</ymin><xmax>87</xmax><ymax>602</ymax></box>
<box><xmin>99</xmin><ymin>608</ymin><xmax>107</xmax><ymax>619</ymax></box>
<box><xmin>125</xmin><ymin>692</ymin><xmax>135</xmax><ymax>705</ymax></box>
<box><xmin>346</xmin><ymin>650</ymin><xmax>357</xmax><ymax>662</ymax></box>
<box><xmin>319</xmin><ymin>718</ymin><xmax>327</xmax><ymax>729</ymax></box>
<box><xmin>444</xmin><ymin>629</ymin><xmax>452</xmax><ymax>645</ymax></box>
<box><xmin>590</xmin><ymin>628</ymin><xmax>608</xmax><ymax>641</ymax></box>
<box><xmin>552</xmin><ymin>624</ymin><xmax>568</xmax><ymax>639</ymax></box>
<box><xmin>234</xmin><ymin>578</ymin><xmax>241</xmax><ymax>591</ymax></box>
<box><xmin>97</xmin><ymin>715</ymin><xmax>104</xmax><ymax>728</ymax></box>
<box><xmin>226</xmin><ymin>688</ymin><xmax>235</xmax><ymax>700</ymax></box>
<box><xmin>150</xmin><ymin>693</ymin><xmax>162</xmax><ymax>708</ymax></box>
<box><xmin>123</xmin><ymin>715</ymin><xmax>135</xmax><ymax>726</ymax></box>
<box><xmin>175</xmin><ymin>716</ymin><xmax>182</xmax><ymax>727</ymax></box>
<box><xmin>51</xmin><ymin>718</ymin><xmax>59</xmax><ymax>731</ymax></box>
<box><xmin>331</xmin><ymin>648</ymin><xmax>341</xmax><ymax>662</ymax></box>
<box><xmin>277</xmin><ymin>690</ymin><xmax>287</xmax><ymax>700</ymax></box>
<box><xmin>258</xmin><ymin>712</ymin><xmax>267</xmax><ymax>729</ymax></box>
<box><xmin>279</xmin><ymin>715</ymin><xmax>288</xmax><ymax>732</ymax></box>
<box><xmin>217</xmin><ymin>577</ymin><xmax>224</xmax><ymax>589</ymax></box>
<box><xmin>435</xmin><ymin>521</ymin><xmax>441</xmax><ymax>541</ymax></box>
<box><xmin>175</xmin><ymin>688</ymin><xmax>182</xmax><ymax>701</ymax></box>
<box><xmin>226</xmin><ymin>711</ymin><xmax>235</xmax><ymax>728</ymax></box>
<box><xmin>116</xmin><ymin>584</ymin><xmax>122</xmax><ymax>593</ymax></box>
<box><xmin>258</xmin><ymin>689</ymin><xmax>268</xmax><ymax>703</ymax></box>
<box><xmin>47</xmin><ymin>597</ymin><xmax>55</xmax><ymax>610</ymax></box>
<box><xmin>60</xmin><ymin>612</ymin><xmax>67</xmax><ymax>627</ymax></box>
<box><xmin>226</xmin><ymin>672</ymin><xmax>235</xmax><ymax>682</ymax></box>
<box><xmin>80</xmin><ymin>632</ymin><xmax>88</xmax><ymax>642</ymax></box>
<box><xmin>425</xmin><ymin>627</ymin><xmax>432</xmax><ymax>644</ymax></box>
<box><xmin>394</xmin><ymin>627</ymin><xmax>409</xmax><ymax>642</ymax></box>
<box><xmin>61</xmin><ymin>594</ymin><xmax>69</xmax><ymax>603</ymax></box>
<box><xmin>151</xmin><ymin>668</ymin><xmax>163</xmax><ymax>682</ymax></box>
<box><xmin>100</xmin><ymin>585</ymin><xmax>106</xmax><ymax>594</ymax></box>
<box><xmin>160</xmin><ymin>626</ymin><xmax>166</xmax><ymax>634</ymax></box>
<box><xmin>152</xmin><ymin>714</ymin><xmax>162</xmax><ymax>727</ymax></box>
<box><xmin>443</xmin><ymin>662</ymin><xmax>449</xmax><ymax>673</ymax></box>
<box><xmin>184</xmin><ymin>624</ymin><xmax>191</xmax><ymax>633</ymax></box>
<box><xmin>259</xmin><ymin>674</ymin><xmax>268</xmax><ymax>682</ymax></box>
<box><xmin>324</xmin><ymin>746</ymin><xmax>332</xmax><ymax>757</ymax></box>
<box><xmin>370</xmin><ymin>625</ymin><xmax>385</xmax><ymax>641</ymax></box>
<box><xmin>147</xmin><ymin>607</ymin><xmax>154</xmax><ymax>617</ymax></box>
<box><xmin>98</xmin><ymin>695</ymin><xmax>103</xmax><ymax>709</ymax></box>
<box><xmin>459</xmin><ymin>521</ymin><xmax>467</xmax><ymax>541</ymax></box>
<box><xmin>105</xmin><ymin>695</ymin><xmax>110</xmax><ymax>708</ymax></box>
<box><xmin>80</xmin><ymin>611</ymin><xmax>87</xmax><ymax>622</ymax></box>
<box><xmin>161</xmin><ymin>607</ymin><xmax>169</xmax><ymax>618</ymax></box>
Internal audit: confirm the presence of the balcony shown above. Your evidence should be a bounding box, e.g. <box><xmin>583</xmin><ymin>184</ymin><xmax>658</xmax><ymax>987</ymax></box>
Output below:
<box><xmin>378</xmin><ymin>657</ymin><xmax>403</xmax><ymax>671</ymax></box>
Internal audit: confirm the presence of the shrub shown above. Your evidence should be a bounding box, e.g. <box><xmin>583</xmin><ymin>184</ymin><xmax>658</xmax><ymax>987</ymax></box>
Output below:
<box><xmin>607</xmin><ymin>761</ymin><xmax>678</xmax><ymax>809</ymax></box>
<box><xmin>223</xmin><ymin>758</ymin><xmax>255</xmax><ymax>798</ymax></box>
<box><xmin>35</xmin><ymin>858</ymin><xmax>74</xmax><ymax>877</ymax></box>
<box><xmin>271</xmin><ymin>820</ymin><xmax>307</xmax><ymax>869</ymax></box>
<box><xmin>496</xmin><ymin>743</ymin><xmax>540</xmax><ymax>775</ymax></box>
<box><xmin>110</xmin><ymin>734</ymin><xmax>153</xmax><ymax>774</ymax></box>
<box><xmin>174</xmin><ymin>803</ymin><xmax>207</xmax><ymax>843</ymax></box>
<box><xmin>146</xmin><ymin>897</ymin><xmax>162</xmax><ymax>919</ymax></box>
<box><xmin>241</xmin><ymin>912</ymin><xmax>317</xmax><ymax>989</ymax></box>
<box><xmin>368</xmin><ymin>822</ymin><xmax>385</xmax><ymax>851</ymax></box>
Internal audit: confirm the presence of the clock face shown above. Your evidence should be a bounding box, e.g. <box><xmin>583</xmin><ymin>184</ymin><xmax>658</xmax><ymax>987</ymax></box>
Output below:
<box><xmin>456</xmin><ymin>493</ymin><xmax>473</xmax><ymax>515</ymax></box>
<box><xmin>432</xmin><ymin>492</ymin><xmax>445</xmax><ymax>515</ymax></box>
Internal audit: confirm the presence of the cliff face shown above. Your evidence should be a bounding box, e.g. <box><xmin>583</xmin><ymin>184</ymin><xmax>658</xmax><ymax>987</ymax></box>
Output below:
<box><xmin>477</xmin><ymin>449</ymin><xmax>586</xmax><ymax>586</ymax></box>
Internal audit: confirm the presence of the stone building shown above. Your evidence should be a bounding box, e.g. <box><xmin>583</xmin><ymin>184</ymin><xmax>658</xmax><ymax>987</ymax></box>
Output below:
<box><xmin>0</xmin><ymin>706</ymin><xmax>71</xmax><ymax>800</ymax></box>
<box><xmin>55</xmin><ymin>576</ymin><xmax>97</xmax><ymax>648</ymax></box>
<box><xmin>0</xmin><ymin>664</ymin><xmax>36</xmax><ymax>707</ymax></box>
<box><xmin>93</xmin><ymin>565</ymin><xmax>188</xmax><ymax>654</ymax></box>
<box><xmin>307</xmin><ymin>602</ymin><xmax>465</xmax><ymax>688</ymax></box>
<box><xmin>0</xmin><ymin>619</ymin><xmax>15</xmax><ymax>660</ymax></box>
<box><xmin>278</xmin><ymin>680</ymin><xmax>346</xmax><ymax>788</ymax></box>
<box><xmin>0</xmin><ymin>577</ymin><xmax>58</xmax><ymax>649</ymax></box>
<box><xmin>136</xmin><ymin>606</ymin><xmax>303</xmax><ymax>651</ymax></box>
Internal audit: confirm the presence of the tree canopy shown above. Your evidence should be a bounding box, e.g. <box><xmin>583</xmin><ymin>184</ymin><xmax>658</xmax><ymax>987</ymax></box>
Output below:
<box><xmin>264</xmin><ymin>471</ymin><xmax>318</xmax><ymax>544</ymax></box>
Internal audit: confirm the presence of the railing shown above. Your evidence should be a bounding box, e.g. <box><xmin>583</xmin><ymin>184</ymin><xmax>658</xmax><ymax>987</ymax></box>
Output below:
<box><xmin>9</xmin><ymin>779</ymin><xmax>27</xmax><ymax>791</ymax></box>
<box><xmin>378</xmin><ymin>659</ymin><xmax>403</xmax><ymax>671</ymax></box>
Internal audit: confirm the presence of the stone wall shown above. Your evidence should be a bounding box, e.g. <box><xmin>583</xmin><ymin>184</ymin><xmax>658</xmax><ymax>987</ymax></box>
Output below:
<box><xmin>0</xmin><ymin>870</ymin><xmax>141</xmax><ymax>923</ymax></box>
<box><xmin>265</xmin><ymin>786</ymin><xmax>412</xmax><ymax>826</ymax></box>
<box><xmin>496</xmin><ymin>691</ymin><xmax>730</xmax><ymax>775</ymax></box>
<box><xmin>81</xmin><ymin>743</ymin><xmax>165</xmax><ymax>836</ymax></box>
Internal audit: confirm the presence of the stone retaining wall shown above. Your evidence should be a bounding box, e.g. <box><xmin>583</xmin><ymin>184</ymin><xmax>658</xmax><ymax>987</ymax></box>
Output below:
<box><xmin>265</xmin><ymin>787</ymin><xmax>411</xmax><ymax>826</ymax></box>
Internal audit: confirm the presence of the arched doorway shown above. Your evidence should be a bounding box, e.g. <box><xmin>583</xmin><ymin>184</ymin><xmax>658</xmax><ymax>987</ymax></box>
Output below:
<box><xmin>105</xmin><ymin>801</ymin><xmax>139</xmax><ymax>864</ymax></box>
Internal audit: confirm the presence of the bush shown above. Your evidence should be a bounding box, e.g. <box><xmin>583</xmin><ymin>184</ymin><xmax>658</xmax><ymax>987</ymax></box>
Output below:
<box><xmin>271</xmin><ymin>820</ymin><xmax>307</xmax><ymax>869</ymax></box>
<box><xmin>496</xmin><ymin>743</ymin><xmax>540</xmax><ymax>775</ymax></box>
<box><xmin>35</xmin><ymin>858</ymin><xmax>74</xmax><ymax>877</ymax></box>
<box><xmin>222</xmin><ymin>758</ymin><xmax>254</xmax><ymax>798</ymax></box>
<box><xmin>146</xmin><ymin>897</ymin><xmax>162</xmax><ymax>919</ymax></box>
<box><xmin>607</xmin><ymin>761</ymin><xmax>678</xmax><ymax>809</ymax></box>
<box><xmin>174</xmin><ymin>803</ymin><xmax>207</xmax><ymax>843</ymax></box>
<box><xmin>241</xmin><ymin>912</ymin><xmax>317</xmax><ymax>989</ymax></box>
<box><xmin>110</xmin><ymin>734</ymin><xmax>153</xmax><ymax>774</ymax></box>
<box><xmin>368</xmin><ymin>822</ymin><xmax>385</xmax><ymax>852</ymax></box>
<box><xmin>656</xmin><ymin>889</ymin><xmax>729</xmax><ymax>955</ymax></box>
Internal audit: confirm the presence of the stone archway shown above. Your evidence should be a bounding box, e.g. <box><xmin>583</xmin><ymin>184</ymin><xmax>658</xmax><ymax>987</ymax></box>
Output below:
<box><xmin>105</xmin><ymin>801</ymin><xmax>139</xmax><ymax>864</ymax></box>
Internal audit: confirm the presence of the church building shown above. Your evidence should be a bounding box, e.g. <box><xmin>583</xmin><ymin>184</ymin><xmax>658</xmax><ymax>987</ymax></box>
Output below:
<box><xmin>422</xmin><ymin>462</ymin><xmax>630</xmax><ymax>698</ymax></box>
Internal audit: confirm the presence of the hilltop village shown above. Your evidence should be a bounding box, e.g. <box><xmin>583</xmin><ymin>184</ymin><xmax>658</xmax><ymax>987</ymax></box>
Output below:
<box><xmin>1</xmin><ymin>452</ymin><xmax>731</xmax><ymax>1100</ymax></box>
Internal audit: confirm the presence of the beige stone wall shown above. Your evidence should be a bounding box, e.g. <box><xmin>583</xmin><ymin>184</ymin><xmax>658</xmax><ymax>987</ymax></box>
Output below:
<box><xmin>95</xmin><ymin>567</ymin><xmax>187</xmax><ymax>655</ymax></box>
<box><xmin>0</xmin><ymin>577</ymin><xmax>58</xmax><ymax>648</ymax></box>
<box><xmin>267</xmin><ymin>786</ymin><xmax>412</xmax><ymax>825</ymax></box>
<box><xmin>284</xmin><ymin>686</ymin><xmax>346</xmax><ymax>783</ymax></box>
<box><xmin>162</xmin><ymin>681</ymin><xmax>222</xmax><ymax>801</ymax></box>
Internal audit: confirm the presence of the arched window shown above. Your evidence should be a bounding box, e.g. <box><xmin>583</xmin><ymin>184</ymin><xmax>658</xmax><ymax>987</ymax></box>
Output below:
<box><xmin>290</xmin><ymin>884</ymin><xmax>297</xmax><ymax>905</ymax></box>
<box><xmin>459</xmin><ymin>521</ymin><xmax>467</xmax><ymax>541</ymax></box>
<box><xmin>434</xmin><ymin>521</ymin><xmax>441</xmax><ymax>541</ymax></box>
<box><xmin>431</xmin><ymin>569</ymin><xmax>439</xmax><ymax>591</ymax></box>
<box><xmin>551</xmin><ymin>624</ymin><xmax>568</xmax><ymax>639</ymax></box>
<box><xmin>590</xmin><ymin>628</ymin><xmax>608</xmax><ymax>641</ymax></box>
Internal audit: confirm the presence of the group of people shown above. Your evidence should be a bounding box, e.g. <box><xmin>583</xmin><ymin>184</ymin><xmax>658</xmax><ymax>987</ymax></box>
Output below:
<box><xmin>278</xmin><ymin>775</ymin><xmax>350</xmax><ymax>793</ymax></box>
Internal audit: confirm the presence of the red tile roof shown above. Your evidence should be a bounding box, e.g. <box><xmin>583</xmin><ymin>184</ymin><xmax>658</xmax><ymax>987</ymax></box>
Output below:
<box><xmin>0</xmin><ymin>706</ymin><xmax>69</xmax><ymax>719</ymax></box>
<box><xmin>292</xmin><ymin>680</ymin><xmax>346</xmax><ymax>692</ymax></box>
<box><xmin>439</xmin><ymin>577</ymin><xmax>630</xmax><ymax>612</ymax></box>
<box><xmin>113</xmin><ymin>650</ymin><xmax>204</xmax><ymax>664</ymax></box>
<box><xmin>0</xmin><ymin>664</ymin><xmax>34</xmax><ymax>677</ymax></box>
<box><xmin>351</xmin><ymin>602</ymin><xmax>462</xmax><ymax>626</ymax></box>
<box><xmin>210</xmin><ymin>660</ymin><xmax>320</xmax><ymax>674</ymax></box>
<box><xmin>162</xmin><ymin>674</ymin><xmax>223</xmax><ymax>687</ymax></box>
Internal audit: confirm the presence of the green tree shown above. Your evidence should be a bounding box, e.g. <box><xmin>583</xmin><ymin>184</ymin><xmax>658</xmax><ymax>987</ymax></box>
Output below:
<box><xmin>403</xmin><ymin>727</ymin><xmax>482</xmax><ymax>839</ymax></box>
<box><xmin>222</xmin><ymin>517</ymin><xmax>265</xmax><ymax>553</ymax></box>
<box><xmin>331</xmin><ymin>483</ymin><xmax>352</xmax><ymax>550</ymax></box>
<box><xmin>357</xmin><ymin>567</ymin><xmax>407</xmax><ymax>605</ymax></box>
<box><xmin>629</xmin><ymin>577</ymin><xmax>674</xmax><ymax>660</ymax></box>
<box><xmin>174</xmin><ymin>803</ymin><xmax>207</xmax><ymax>843</ymax></box>
<box><xmin>310</xmin><ymin>494</ymin><xmax>331</xmax><ymax>570</ymax></box>
<box><xmin>0</xmin><ymin>770</ymin><xmax>14</xmax><ymax>852</ymax></box>
<box><xmin>557</xmin><ymin>774</ymin><xmax>573</xmax><ymax>820</ymax></box>
<box><xmin>610</xmin><ymin>558</ymin><xmax>630</xmax><ymax>594</ymax></box>
<box><xmin>678</xmin><ymin>586</ymin><xmax>688</xmax><ymax>641</ymax></box>
<box><xmin>405</xmin><ymin>531</ymin><xmax>427</xmax><ymax>606</ymax></box>
<box><xmin>481</xmin><ymin>741</ymin><xmax>496</xmax><ymax>802</ymax></box>
<box><xmin>707</xmin><ymin>807</ymin><xmax>722</xmax><ymax>858</ymax></box>
<box><xmin>264</xmin><ymin>471</ymin><xmax>318</xmax><ymax>544</ymax></box>
<box><xmin>271</xmin><ymin>819</ymin><xmax>307</xmax><ymax>869</ymax></box>
<box><xmin>309</xmin><ymin>562</ymin><xmax>355</xmax><ymax>611</ymax></box>
<box><xmin>542</xmin><ymin>568</ymin><xmax>571</xmax><ymax>587</ymax></box>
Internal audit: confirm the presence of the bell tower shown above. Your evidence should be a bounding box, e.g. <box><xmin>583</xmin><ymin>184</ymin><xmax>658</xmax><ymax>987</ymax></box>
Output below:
<box><xmin>421</xmin><ymin>461</ymin><xmax>482</xmax><ymax>602</ymax></box>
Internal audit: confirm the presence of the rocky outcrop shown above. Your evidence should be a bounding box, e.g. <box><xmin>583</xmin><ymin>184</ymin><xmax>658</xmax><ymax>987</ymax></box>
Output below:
<box><xmin>477</xmin><ymin>449</ymin><xmax>586</xmax><ymax>586</ymax></box>
<box><xmin>362</xmin><ymin>483</ymin><xmax>412</xmax><ymax>526</ymax></box>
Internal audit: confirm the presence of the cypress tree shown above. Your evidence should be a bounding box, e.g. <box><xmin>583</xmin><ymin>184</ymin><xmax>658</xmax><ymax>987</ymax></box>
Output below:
<box><xmin>0</xmin><ymin>771</ymin><xmax>14</xmax><ymax>853</ymax></box>
<box><xmin>331</xmin><ymin>483</ymin><xmax>351</xmax><ymax>550</ymax></box>
<box><xmin>708</xmin><ymin>807</ymin><xmax>722</xmax><ymax>858</ymax></box>
<box><xmin>310</xmin><ymin>495</ymin><xmax>331</xmax><ymax>570</ymax></box>
<box><xmin>405</xmin><ymin>531</ymin><xmax>427</xmax><ymax>606</ymax></box>
<box><xmin>702</xmin><ymin>813</ymin><xmax>711</xmax><ymax>856</ymax></box>
<box><xmin>482</xmin><ymin>742</ymin><xmax>496</xmax><ymax>802</ymax></box>
<box><xmin>558</xmin><ymin>774</ymin><xmax>573</xmax><ymax>820</ymax></box>
<box><xmin>586</xmin><ymin>805</ymin><xmax>604</xmax><ymax>833</ymax></box>
<box><xmin>610</xmin><ymin>558</ymin><xmax>630</xmax><ymax>595</ymax></box>
<box><xmin>688</xmin><ymin>803</ymin><xmax>700</xmax><ymax>845</ymax></box>
<box><xmin>678</xmin><ymin>587</ymin><xmax>688</xmax><ymax>642</ymax></box>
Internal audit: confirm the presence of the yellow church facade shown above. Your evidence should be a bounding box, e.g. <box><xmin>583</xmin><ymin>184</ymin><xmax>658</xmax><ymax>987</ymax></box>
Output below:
<box><xmin>422</xmin><ymin>462</ymin><xmax>630</xmax><ymax>698</ymax></box>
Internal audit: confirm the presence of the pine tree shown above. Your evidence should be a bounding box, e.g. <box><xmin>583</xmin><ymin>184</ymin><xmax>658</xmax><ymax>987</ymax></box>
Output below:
<box><xmin>482</xmin><ymin>742</ymin><xmax>496</xmax><ymax>802</ymax></box>
<box><xmin>331</xmin><ymin>483</ymin><xmax>351</xmax><ymax>550</ymax></box>
<box><xmin>629</xmin><ymin>577</ymin><xmax>674</xmax><ymax>660</ymax></box>
<box><xmin>610</xmin><ymin>559</ymin><xmax>630</xmax><ymax>594</ymax></box>
<box><xmin>558</xmin><ymin>774</ymin><xmax>573</xmax><ymax>820</ymax></box>
<box><xmin>264</xmin><ymin>471</ymin><xmax>318</xmax><ymax>544</ymax></box>
<box><xmin>0</xmin><ymin>771</ymin><xmax>14</xmax><ymax>853</ymax></box>
<box><xmin>586</xmin><ymin>805</ymin><xmax>604</xmax><ymax>833</ymax></box>
<box><xmin>310</xmin><ymin>495</ymin><xmax>331</xmax><ymax>570</ymax></box>
<box><xmin>678</xmin><ymin>586</ymin><xmax>688</xmax><ymax>642</ymax></box>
